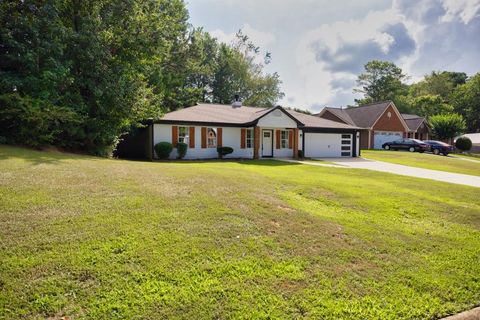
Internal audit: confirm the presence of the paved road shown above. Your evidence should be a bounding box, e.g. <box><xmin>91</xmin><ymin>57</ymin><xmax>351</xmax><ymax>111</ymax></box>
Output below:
<box><xmin>295</xmin><ymin>158</ymin><xmax>480</xmax><ymax>188</ymax></box>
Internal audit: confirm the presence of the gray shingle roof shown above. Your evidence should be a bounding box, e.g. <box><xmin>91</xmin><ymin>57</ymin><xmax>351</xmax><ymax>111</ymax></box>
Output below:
<box><xmin>401</xmin><ymin>115</ymin><xmax>427</xmax><ymax>131</ymax></box>
<box><xmin>321</xmin><ymin>101</ymin><xmax>426</xmax><ymax>132</ymax></box>
<box><xmin>342</xmin><ymin>101</ymin><xmax>392</xmax><ymax>128</ymax></box>
<box><xmin>287</xmin><ymin>110</ymin><xmax>360</xmax><ymax>129</ymax></box>
<box><xmin>157</xmin><ymin>103</ymin><xmax>360</xmax><ymax>129</ymax></box>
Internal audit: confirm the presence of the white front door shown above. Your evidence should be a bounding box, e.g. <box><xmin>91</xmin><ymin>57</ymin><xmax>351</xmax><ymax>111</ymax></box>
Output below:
<box><xmin>262</xmin><ymin>130</ymin><xmax>273</xmax><ymax>157</ymax></box>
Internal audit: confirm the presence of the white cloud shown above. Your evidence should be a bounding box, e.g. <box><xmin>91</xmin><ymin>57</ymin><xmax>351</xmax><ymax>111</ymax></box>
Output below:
<box><xmin>442</xmin><ymin>0</ymin><xmax>480</xmax><ymax>23</ymax></box>
<box><xmin>187</xmin><ymin>0</ymin><xmax>480</xmax><ymax>110</ymax></box>
<box><xmin>289</xmin><ymin>0</ymin><xmax>480</xmax><ymax>108</ymax></box>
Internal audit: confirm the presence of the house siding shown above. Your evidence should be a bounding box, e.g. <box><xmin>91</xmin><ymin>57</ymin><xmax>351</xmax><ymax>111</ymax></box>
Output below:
<box><xmin>153</xmin><ymin>124</ymin><xmax>254</xmax><ymax>159</ymax></box>
<box><xmin>372</xmin><ymin>105</ymin><xmax>406</xmax><ymax>132</ymax></box>
<box><xmin>359</xmin><ymin>129</ymin><xmax>370</xmax><ymax>149</ymax></box>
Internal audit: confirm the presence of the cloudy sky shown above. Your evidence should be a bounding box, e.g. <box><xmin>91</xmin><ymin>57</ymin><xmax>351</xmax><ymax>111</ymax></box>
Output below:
<box><xmin>187</xmin><ymin>0</ymin><xmax>480</xmax><ymax>112</ymax></box>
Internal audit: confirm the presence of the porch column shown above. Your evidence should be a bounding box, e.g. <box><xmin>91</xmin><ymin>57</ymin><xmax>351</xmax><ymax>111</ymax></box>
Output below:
<box><xmin>253</xmin><ymin>126</ymin><xmax>260</xmax><ymax>159</ymax></box>
<box><xmin>293</xmin><ymin>128</ymin><xmax>299</xmax><ymax>159</ymax></box>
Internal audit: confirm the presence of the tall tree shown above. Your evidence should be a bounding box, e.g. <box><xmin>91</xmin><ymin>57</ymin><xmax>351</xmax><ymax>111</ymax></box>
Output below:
<box><xmin>409</xmin><ymin>71</ymin><xmax>467</xmax><ymax>102</ymax></box>
<box><xmin>451</xmin><ymin>73</ymin><xmax>480</xmax><ymax>132</ymax></box>
<box><xmin>354</xmin><ymin>60</ymin><xmax>407</xmax><ymax>105</ymax></box>
<box><xmin>409</xmin><ymin>95</ymin><xmax>453</xmax><ymax>118</ymax></box>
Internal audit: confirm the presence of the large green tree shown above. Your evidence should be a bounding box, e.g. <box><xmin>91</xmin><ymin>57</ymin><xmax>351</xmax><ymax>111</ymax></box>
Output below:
<box><xmin>0</xmin><ymin>1</ymin><xmax>284</xmax><ymax>154</ymax></box>
<box><xmin>409</xmin><ymin>71</ymin><xmax>467</xmax><ymax>102</ymax></box>
<box><xmin>451</xmin><ymin>73</ymin><xmax>480</xmax><ymax>132</ymax></box>
<box><xmin>0</xmin><ymin>0</ymin><xmax>189</xmax><ymax>154</ymax></box>
<box><xmin>354</xmin><ymin>60</ymin><xmax>407</xmax><ymax>106</ymax></box>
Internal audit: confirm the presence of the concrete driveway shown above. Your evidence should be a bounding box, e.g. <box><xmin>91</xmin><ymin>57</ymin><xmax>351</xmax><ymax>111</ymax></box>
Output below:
<box><xmin>305</xmin><ymin>157</ymin><xmax>480</xmax><ymax>188</ymax></box>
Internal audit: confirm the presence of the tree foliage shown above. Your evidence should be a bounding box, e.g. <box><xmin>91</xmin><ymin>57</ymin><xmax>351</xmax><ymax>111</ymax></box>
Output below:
<box><xmin>354</xmin><ymin>61</ymin><xmax>478</xmax><ymax>133</ymax></box>
<box><xmin>0</xmin><ymin>1</ymin><xmax>283</xmax><ymax>154</ymax></box>
<box><xmin>429</xmin><ymin>113</ymin><xmax>466</xmax><ymax>140</ymax></box>
<box><xmin>450</xmin><ymin>73</ymin><xmax>480</xmax><ymax>133</ymax></box>
<box><xmin>354</xmin><ymin>60</ymin><xmax>407</xmax><ymax>105</ymax></box>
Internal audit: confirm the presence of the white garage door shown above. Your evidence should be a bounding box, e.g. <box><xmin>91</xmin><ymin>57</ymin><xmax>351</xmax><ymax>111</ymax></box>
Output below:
<box><xmin>304</xmin><ymin>133</ymin><xmax>352</xmax><ymax>158</ymax></box>
<box><xmin>374</xmin><ymin>131</ymin><xmax>402</xmax><ymax>149</ymax></box>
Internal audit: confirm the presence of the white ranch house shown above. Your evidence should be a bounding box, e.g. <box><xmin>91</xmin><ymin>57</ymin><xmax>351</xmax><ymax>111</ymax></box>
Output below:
<box><xmin>148</xmin><ymin>102</ymin><xmax>361</xmax><ymax>159</ymax></box>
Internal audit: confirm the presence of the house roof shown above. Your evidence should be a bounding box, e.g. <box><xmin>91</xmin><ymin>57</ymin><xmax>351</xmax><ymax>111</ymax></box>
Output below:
<box><xmin>317</xmin><ymin>107</ymin><xmax>356</xmax><ymax>126</ymax></box>
<box><xmin>342</xmin><ymin>101</ymin><xmax>393</xmax><ymax>128</ymax></box>
<box><xmin>401</xmin><ymin>115</ymin><xmax>427</xmax><ymax>131</ymax></box>
<box><xmin>320</xmin><ymin>101</ymin><xmax>425</xmax><ymax>132</ymax></box>
<box><xmin>287</xmin><ymin>110</ymin><xmax>360</xmax><ymax>129</ymax></box>
<box><xmin>156</xmin><ymin>103</ymin><xmax>360</xmax><ymax>130</ymax></box>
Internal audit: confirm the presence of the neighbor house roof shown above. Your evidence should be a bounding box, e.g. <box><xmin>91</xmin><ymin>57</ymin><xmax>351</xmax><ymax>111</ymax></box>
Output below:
<box><xmin>319</xmin><ymin>101</ymin><xmax>425</xmax><ymax>132</ymax></box>
<box><xmin>401</xmin><ymin>115</ymin><xmax>427</xmax><ymax>131</ymax></box>
<box><xmin>342</xmin><ymin>101</ymin><xmax>393</xmax><ymax>128</ymax></box>
<box><xmin>316</xmin><ymin>107</ymin><xmax>356</xmax><ymax>126</ymax></box>
<box><xmin>156</xmin><ymin>103</ymin><xmax>360</xmax><ymax>130</ymax></box>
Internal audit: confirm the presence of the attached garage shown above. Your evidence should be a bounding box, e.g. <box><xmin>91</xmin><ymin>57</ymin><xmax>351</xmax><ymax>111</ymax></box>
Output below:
<box><xmin>303</xmin><ymin>133</ymin><xmax>355</xmax><ymax>158</ymax></box>
<box><xmin>373</xmin><ymin>131</ymin><xmax>402</xmax><ymax>149</ymax></box>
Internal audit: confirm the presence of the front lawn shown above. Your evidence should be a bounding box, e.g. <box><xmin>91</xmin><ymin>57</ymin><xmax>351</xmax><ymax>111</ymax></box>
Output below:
<box><xmin>1</xmin><ymin>145</ymin><xmax>479</xmax><ymax>319</ymax></box>
<box><xmin>362</xmin><ymin>150</ymin><xmax>480</xmax><ymax>176</ymax></box>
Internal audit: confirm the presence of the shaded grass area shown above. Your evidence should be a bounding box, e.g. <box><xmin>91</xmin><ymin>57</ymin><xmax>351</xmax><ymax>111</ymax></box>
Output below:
<box><xmin>362</xmin><ymin>150</ymin><xmax>480</xmax><ymax>176</ymax></box>
<box><xmin>0</xmin><ymin>145</ymin><xmax>479</xmax><ymax>319</ymax></box>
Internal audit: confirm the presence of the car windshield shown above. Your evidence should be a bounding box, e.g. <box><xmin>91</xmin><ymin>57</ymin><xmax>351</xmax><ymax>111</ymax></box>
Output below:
<box><xmin>411</xmin><ymin>139</ymin><xmax>424</xmax><ymax>143</ymax></box>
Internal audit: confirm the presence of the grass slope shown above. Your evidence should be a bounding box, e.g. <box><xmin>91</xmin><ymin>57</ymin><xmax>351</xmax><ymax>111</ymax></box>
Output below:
<box><xmin>1</xmin><ymin>145</ymin><xmax>479</xmax><ymax>319</ymax></box>
<box><xmin>362</xmin><ymin>150</ymin><xmax>480</xmax><ymax>176</ymax></box>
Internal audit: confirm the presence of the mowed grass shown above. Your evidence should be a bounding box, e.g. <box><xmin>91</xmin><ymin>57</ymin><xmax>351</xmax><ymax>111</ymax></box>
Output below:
<box><xmin>0</xmin><ymin>146</ymin><xmax>479</xmax><ymax>319</ymax></box>
<box><xmin>362</xmin><ymin>149</ymin><xmax>480</xmax><ymax>176</ymax></box>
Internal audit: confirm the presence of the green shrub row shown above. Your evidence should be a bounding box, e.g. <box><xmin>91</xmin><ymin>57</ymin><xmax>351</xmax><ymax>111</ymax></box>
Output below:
<box><xmin>154</xmin><ymin>142</ymin><xmax>236</xmax><ymax>160</ymax></box>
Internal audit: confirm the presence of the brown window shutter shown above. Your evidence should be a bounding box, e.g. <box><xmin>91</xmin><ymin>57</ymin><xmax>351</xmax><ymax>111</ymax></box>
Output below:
<box><xmin>288</xmin><ymin>130</ymin><xmax>293</xmax><ymax>149</ymax></box>
<box><xmin>172</xmin><ymin>126</ymin><xmax>178</xmax><ymax>147</ymax></box>
<box><xmin>217</xmin><ymin>128</ymin><xmax>223</xmax><ymax>147</ymax></box>
<box><xmin>240</xmin><ymin>128</ymin><xmax>246</xmax><ymax>149</ymax></box>
<box><xmin>189</xmin><ymin>127</ymin><xmax>195</xmax><ymax>148</ymax></box>
<box><xmin>276</xmin><ymin>130</ymin><xmax>281</xmax><ymax>149</ymax></box>
<box><xmin>201</xmin><ymin>127</ymin><xmax>207</xmax><ymax>148</ymax></box>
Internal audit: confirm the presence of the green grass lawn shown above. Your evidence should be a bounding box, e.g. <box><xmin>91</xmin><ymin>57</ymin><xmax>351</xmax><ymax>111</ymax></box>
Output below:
<box><xmin>453</xmin><ymin>153</ymin><xmax>480</xmax><ymax>160</ymax></box>
<box><xmin>1</xmin><ymin>145</ymin><xmax>479</xmax><ymax>319</ymax></box>
<box><xmin>362</xmin><ymin>150</ymin><xmax>480</xmax><ymax>176</ymax></box>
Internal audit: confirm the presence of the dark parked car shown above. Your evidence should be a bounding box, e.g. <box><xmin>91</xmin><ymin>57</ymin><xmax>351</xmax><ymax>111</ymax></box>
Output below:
<box><xmin>382</xmin><ymin>139</ymin><xmax>430</xmax><ymax>153</ymax></box>
<box><xmin>423</xmin><ymin>140</ymin><xmax>453</xmax><ymax>156</ymax></box>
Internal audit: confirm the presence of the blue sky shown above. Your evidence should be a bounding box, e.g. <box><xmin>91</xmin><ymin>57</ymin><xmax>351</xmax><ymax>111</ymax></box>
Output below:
<box><xmin>187</xmin><ymin>0</ymin><xmax>480</xmax><ymax>112</ymax></box>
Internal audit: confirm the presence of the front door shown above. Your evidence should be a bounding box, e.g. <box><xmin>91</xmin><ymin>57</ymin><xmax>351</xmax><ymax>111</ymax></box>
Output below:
<box><xmin>262</xmin><ymin>130</ymin><xmax>273</xmax><ymax>157</ymax></box>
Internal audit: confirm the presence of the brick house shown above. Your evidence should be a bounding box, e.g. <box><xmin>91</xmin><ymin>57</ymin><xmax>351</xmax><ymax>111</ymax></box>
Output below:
<box><xmin>316</xmin><ymin>101</ymin><xmax>430</xmax><ymax>149</ymax></box>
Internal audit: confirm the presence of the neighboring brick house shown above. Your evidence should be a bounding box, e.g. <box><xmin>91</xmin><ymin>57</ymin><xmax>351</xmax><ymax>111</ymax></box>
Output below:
<box><xmin>316</xmin><ymin>101</ymin><xmax>430</xmax><ymax>149</ymax></box>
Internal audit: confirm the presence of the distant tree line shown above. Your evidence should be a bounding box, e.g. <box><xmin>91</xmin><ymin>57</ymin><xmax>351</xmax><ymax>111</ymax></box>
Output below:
<box><xmin>0</xmin><ymin>0</ymin><xmax>283</xmax><ymax>155</ymax></box>
<box><xmin>354</xmin><ymin>60</ymin><xmax>480</xmax><ymax>139</ymax></box>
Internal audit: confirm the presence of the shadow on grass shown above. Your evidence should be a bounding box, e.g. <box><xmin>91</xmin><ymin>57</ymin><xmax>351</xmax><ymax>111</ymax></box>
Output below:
<box><xmin>0</xmin><ymin>144</ymin><xmax>100</xmax><ymax>166</ymax></box>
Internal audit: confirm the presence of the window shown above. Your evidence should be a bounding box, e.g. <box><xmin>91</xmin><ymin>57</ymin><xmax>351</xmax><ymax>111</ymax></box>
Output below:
<box><xmin>341</xmin><ymin>140</ymin><xmax>351</xmax><ymax>145</ymax></box>
<box><xmin>341</xmin><ymin>134</ymin><xmax>351</xmax><ymax>139</ymax></box>
<box><xmin>341</xmin><ymin>146</ymin><xmax>351</xmax><ymax>151</ymax></box>
<box><xmin>341</xmin><ymin>152</ymin><xmax>350</xmax><ymax>156</ymax></box>
<box><xmin>246</xmin><ymin>129</ymin><xmax>253</xmax><ymax>148</ymax></box>
<box><xmin>207</xmin><ymin>128</ymin><xmax>217</xmax><ymax>148</ymax></box>
<box><xmin>281</xmin><ymin>130</ymin><xmax>289</xmax><ymax>148</ymax></box>
<box><xmin>179</xmin><ymin>126</ymin><xmax>188</xmax><ymax>144</ymax></box>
